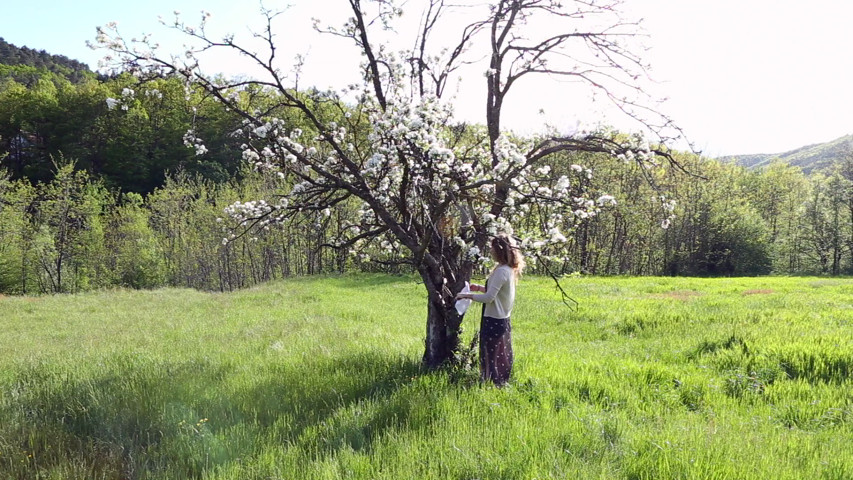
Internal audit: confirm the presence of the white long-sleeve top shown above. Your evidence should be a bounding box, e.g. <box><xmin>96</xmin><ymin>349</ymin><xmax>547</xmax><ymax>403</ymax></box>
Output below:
<box><xmin>470</xmin><ymin>264</ymin><xmax>516</xmax><ymax>319</ymax></box>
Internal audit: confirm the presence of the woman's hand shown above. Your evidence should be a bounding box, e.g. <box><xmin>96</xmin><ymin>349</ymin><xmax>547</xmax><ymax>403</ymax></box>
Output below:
<box><xmin>470</xmin><ymin>283</ymin><xmax>485</xmax><ymax>293</ymax></box>
<box><xmin>456</xmin><ymin>293</ymin><xmax>473</xmax><ymax>300</ymax></box>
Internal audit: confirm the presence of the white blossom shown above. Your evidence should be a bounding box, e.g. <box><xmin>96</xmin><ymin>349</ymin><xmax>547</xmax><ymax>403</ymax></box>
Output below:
<box><xmin>549</xmin><ymin>228</ymin><xmax>567</xmax><ymax>243</ymax></box>
<box><xmin>242</xmin><ymin>149</ymin><xmax>260</xmax><ymax>162</ymax></box>
<box><xmin>597</xmin><ymin>194</ymin><xmax>617</xmax><ymax>206</ymax></box>
<box><xmin>253</xmin><ymin>125</ymin><xmax>269</xmax><ymax>138</ymax></box>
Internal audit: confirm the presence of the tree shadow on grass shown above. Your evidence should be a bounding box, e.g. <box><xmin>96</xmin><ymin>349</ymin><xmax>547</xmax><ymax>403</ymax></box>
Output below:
<box><xmin>1</xmin><ymin>351</ymin><xmax>436</xmax><ymax>478</ymax></box>
<box><xmin>234</xmin><ymin>352</ymin><xmax>430</xmax><ymax>449</ymax></box>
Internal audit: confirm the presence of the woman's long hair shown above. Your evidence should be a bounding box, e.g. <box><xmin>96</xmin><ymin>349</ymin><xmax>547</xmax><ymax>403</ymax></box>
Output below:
<box><xmin>491</xmin><ymin>234</ymin><xmax>525</xmax><ymax>281</ymax></box>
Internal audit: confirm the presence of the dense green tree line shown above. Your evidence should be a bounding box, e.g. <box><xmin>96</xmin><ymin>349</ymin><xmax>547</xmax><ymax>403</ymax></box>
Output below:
<box><xmin>2</xmin><ymin>148</ymin><xmax>852</xmax><ymax>295</ymax></box>
<box><xmin>0</xmin><ymin>161</ymin><xmax>352</xmax><ymax>294</ymax></box>
<box><xmin>0</xmin><ymin>70</ymin><xmax>243</xmax><ymax>191</ymax></box>
<box><xmin>521</xmin><ymin>151</ymin><xmax>853</xmax><ymax>277</ymax></box>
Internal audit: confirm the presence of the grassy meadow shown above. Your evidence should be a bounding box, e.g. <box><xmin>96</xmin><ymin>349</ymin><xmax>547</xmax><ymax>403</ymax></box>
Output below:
<box><xmin>0</xmin><ymin>275</ymin><xmax>851</xmax><ymax>479</ymax></box>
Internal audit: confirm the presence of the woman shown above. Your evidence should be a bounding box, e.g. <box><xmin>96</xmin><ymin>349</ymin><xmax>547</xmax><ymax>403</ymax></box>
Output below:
<box><xmin>456</xmin><ymin>234</ymin><xmax>524</xmax><ymax>386</ymax></box>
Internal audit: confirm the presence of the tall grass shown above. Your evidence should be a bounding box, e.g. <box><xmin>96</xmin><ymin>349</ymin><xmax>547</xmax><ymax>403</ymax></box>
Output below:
<box><xmin>0</xmin><ymin>275</ymin><xmax>851</xmax><ymax>479</ymax></box>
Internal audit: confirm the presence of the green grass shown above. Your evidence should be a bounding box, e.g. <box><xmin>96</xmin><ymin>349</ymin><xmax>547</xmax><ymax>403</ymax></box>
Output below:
<box><xmin>0</xmin><ymin>275</ymin><xmax>851</xmax><ymax>479</ymax></box>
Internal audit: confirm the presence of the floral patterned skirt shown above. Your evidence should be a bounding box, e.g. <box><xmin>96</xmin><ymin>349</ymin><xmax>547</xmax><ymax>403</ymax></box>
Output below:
<box><xmin>480</xmin><ymin>316</ymin><xmax>513</xmax><ymax>386</ymax></box>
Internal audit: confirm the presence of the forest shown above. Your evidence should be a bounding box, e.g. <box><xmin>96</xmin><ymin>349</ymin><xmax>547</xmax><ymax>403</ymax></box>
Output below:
<box><xmin>1</xmin><ymin>38</ymin><xmax>852</xmax><ymax>296</ymax></box>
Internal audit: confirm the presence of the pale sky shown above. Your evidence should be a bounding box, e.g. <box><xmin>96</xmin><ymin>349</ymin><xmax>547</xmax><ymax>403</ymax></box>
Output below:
<box><xmin>2</xmin><ymin>0</ymin><xmax>852</xmax><ymax>156</ymax></box>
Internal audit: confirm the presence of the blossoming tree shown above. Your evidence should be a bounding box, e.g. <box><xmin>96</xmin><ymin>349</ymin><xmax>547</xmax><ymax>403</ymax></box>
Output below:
<box><xmin>96</xmin><ymin>0</ymin><xmax>680</xmax><ymax>368</ymax></box>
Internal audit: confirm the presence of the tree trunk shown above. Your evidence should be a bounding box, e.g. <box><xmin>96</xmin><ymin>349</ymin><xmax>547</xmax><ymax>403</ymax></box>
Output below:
<box><xmin>422</xmin><ymin>296</ymin><xmax>463</xmax><ymax>368</ymax></box>
<box><xmin>418</xmin><ymin>264</ymin><xmax>466</xmax><ymax>369</ymax></box>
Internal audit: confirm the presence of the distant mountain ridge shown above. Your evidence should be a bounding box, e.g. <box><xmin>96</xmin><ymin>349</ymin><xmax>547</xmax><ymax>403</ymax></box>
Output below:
<box><xmin>718</xmin><ymin>134</ymin><xmax>853</xmax><ymax>173</ymax></box>
<box><xmin>0</xmin><ymin>37</ymin><xmax>94</xmax><ymax>84</ymax></box>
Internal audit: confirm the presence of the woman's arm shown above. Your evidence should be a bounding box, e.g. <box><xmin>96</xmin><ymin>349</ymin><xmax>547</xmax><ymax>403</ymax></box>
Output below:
<box><xmin>468</xmin><ymin>268</ymin><xmax>509</xmax><ymax>303</ymax></box>
<box><xmin>455</xmin><ymin>282</ymin><xmax>486</xmax><ymax>300</ymax></box>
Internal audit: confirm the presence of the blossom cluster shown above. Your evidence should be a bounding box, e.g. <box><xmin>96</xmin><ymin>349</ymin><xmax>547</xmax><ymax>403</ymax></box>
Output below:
<box><xmin>359</xmin><ymin>94</ymin><xmax>481</xmax><ymax>209</ymax></box>
<box><xmin>105</xmin><ymin>87</ymin><xmax>137</xmax><ymax>111</ymax></box>
<box><xmin>183</xmin><ymin>129</ymin><xmax>208</xmax><ymax>156</ymax></box>
<box><xmin>91</xmin><ymin>22</ymin><xmax>166</xmax><ymax>78</ymax></box>
<box><xmin>220</xmin><ymin>198</ymin><xmax>291</xmax><ymax>244</ymax></box>
<box><xmin>656</xmin><ymin>195</ymin><xmax>677</xmax><ymax>229</ymax></box>
<box><xmin>613</xmin><ymin>131</ymin><xmax>658</xmax><ymax>168</ymax></box>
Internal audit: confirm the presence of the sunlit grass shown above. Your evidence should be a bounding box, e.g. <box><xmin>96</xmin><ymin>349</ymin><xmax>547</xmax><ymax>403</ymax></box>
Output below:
<box><xmin>0</xmin><ymin>275</ymin><xmax>851</xmax><ymax>479</ymax></box>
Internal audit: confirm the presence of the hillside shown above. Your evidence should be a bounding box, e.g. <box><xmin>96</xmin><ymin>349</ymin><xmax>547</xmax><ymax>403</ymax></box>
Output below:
<box><xmin>0</xmin><ymin>37</ymin><xmax>94</xmax><ymax>84</ymax></box>
<box><xmin>719</xmin><ymin>134</ymin><xmax>853</xmax><ymax>173</ymax></box>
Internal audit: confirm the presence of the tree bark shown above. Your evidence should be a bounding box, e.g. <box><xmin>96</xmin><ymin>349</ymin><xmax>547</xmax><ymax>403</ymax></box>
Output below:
<box><xmin>422</xmin><ymin>293</ymin><xmax>463</xmax><ymax>368</ymax></box>
<box><xmin>418</xmin><ymin>260</ymin><xmax>467</xmax><ymax>368</ymax></box>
